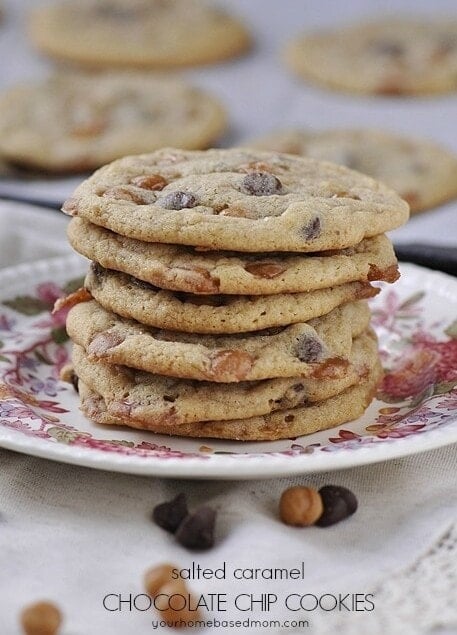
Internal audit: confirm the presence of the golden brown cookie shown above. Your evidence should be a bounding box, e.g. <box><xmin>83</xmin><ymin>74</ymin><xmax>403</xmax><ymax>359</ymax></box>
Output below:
<box><xmin>29</xmin><ymin>0</ymin><xmax>251</xmax><ymax>68</ymax></box>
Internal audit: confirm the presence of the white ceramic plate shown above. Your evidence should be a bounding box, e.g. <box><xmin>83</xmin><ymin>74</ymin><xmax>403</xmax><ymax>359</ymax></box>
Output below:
<box><xmin>0</xmin><ymin>255</ymin><xmax>456</xmax><ymax>479</ymax></box>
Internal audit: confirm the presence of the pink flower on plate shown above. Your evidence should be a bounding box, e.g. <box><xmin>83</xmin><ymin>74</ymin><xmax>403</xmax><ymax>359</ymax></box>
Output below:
<box><xmin>381</xmin><ymin>349</ymin><xmax>439</xmax><ymax>400</ymax></box>
<box><xmin>371</xmin><ymin>289</ymin><xmax>422</xmax><ymax>331</ymax></box>
<box><xmin>365</xmin><ymin>423</ymin><xmax>426</xmax><ymax>439</ymax></box>
<box><xmin>36</xmin><ymin>282</ymin><xmax>63</xmax><ymax>306</ymax></box>
<box><xmin>435</xmin><ymin>390</ymin><xmax>457</xmax><ymax>410</ymax></box>
<box><xmin>329</xmin><ymin>429</ymin><xmax>362</xmax><ymax>444</ymax></box>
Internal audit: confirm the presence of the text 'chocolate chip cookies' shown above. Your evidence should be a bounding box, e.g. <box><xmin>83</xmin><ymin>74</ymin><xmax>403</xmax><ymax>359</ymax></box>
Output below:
<box><xmin>60</xmin><ymin>148</ymin><xmax>408</xmax><ymax>441</ymax></box>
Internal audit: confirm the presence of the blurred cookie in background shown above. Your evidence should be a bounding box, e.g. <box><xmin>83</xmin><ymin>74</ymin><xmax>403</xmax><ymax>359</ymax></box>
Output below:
<box><xmin>284</xmin><ymin>18</ymin><xmax>457</xmax><ymax>96</ymax></box>
<box><xmin>246</xmin><ymin>128</ymin><xmax>457</xmax><ymax>214</ymax></box>
<box><xmin>28</xmin><ymin>0</ymin><xmax>251</xmax><ymax>69</ymax></box>
<box><xmin>0</xmin><ymin>73</ymin><xmax>227</xmax><ymax>174</ymax></box>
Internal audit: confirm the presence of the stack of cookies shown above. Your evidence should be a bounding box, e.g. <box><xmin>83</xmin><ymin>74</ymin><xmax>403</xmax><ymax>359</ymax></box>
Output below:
<box><xmin>60</xmin><ymin>148</ymin><xmax>409</xmax><ymax>441</ymax></box>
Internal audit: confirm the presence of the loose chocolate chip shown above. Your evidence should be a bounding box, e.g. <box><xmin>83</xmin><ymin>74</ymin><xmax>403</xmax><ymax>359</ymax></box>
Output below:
<box><xmin>175</xmin><ymin>506</ymin><xmax>216</xmax><ymax>550</ymax></box>
<box><xmin>316</xmin><ymin>485</ymin><xmax>358</xmax><ymax>527</ymax></box>
<box><xmin>241</xmin><ymin>172</ymin><xmax>282</xmax><ymax>196</ymax></box>
<box><xmin>152</xmin><ymin>493</ymin><xmax>189</xmax><ymax>534</ymax></box>
<box><xmin>161</xmin><ymin>191</ymin><xmax>198</xmax><ymax>210</ymax></box>
<box><xmin>295</xmin><ymin>335</ymin><xmax>325</xmax><ymax>363</ymax></box>
<box><xmin>301</xmin><ymin>217</ymin><xmax>321</xmax><ymax>240</ymax></box>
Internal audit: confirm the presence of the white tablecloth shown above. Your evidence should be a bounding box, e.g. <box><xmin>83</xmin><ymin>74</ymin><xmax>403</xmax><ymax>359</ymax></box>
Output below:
<box><xmin>1</xmin><ymin>0</ymin><xmax>457</xmax><ymax>632</ymax></box>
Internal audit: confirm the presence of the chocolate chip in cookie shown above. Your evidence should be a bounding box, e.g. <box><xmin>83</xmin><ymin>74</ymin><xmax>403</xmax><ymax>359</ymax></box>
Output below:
<box><xmin>295</xmin><ymin>334</ymin><xmax>325</xmax><ymax>363</ymax></box>
<box><xmin>300</xmin><ymin>217</ymin><xmax>321</xmax><ymax>240</ymax></box>
<box><xmin>241</xmin><ymin>172</ymin><xmax>282</xmax><ymax>196</ymax></box>
<box><xmin>161</xmin><ymin>191</ymin><xmax>198</xmax><ymax>210</ymax></box>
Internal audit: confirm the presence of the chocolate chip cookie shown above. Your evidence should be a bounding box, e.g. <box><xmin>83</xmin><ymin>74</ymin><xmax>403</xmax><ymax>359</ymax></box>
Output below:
<box><xmin>70</xmin><ymin>329</ymin><xmax>379</xmax><ymax>426</ymax></box>
<box><xmin>82</xmin><ymin>263</ymin><xmax>379</xmax><ymax>334</ymax></box>
<box><xmin>68</xmin><ymin>217</ymin><xmax>399</xmax><ymax>294</ymax></box>
<box><xmin>246</xmin><ymin>128</ymin><xmax>457</xmax><ymax>214</ymax></box>
<box><xmin>284</xmin><ymin>18</ymin><xmax>457</xmax><ymax>95</ymax></box>
<box><xmin>63</xmin><ymin>148</ymin><xmax>409</xmax><ymax>251</ymax></box>
<box><xmin>29</xmin><ymin>0</ymin><xmax>251</xmax><ymax>68</ymax></box>
<box><xmin>0</xmin><ymin>75</ymin><xmax>226</xmax><ymax>173</ymax></box>
<box><xmin>78</xmin><ymin>355</ymin><xmax>382</xmax><ymax>440</ymax></box>
<box><xmin>66</xmin><ymin>299</ymin><xmax>371</xmax><ymax>381</ymax></box>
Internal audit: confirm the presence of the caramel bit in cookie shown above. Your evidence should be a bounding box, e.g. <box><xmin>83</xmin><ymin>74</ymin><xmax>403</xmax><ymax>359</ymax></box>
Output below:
<box><xmin>295</xmin><ymin>334</ymin><xmax>325</xmax><ymax>363</ymax></box>
<box><xmin>52</xmin><ymin>287</ymin><xmax>92</xmax><ymax>314</ymax></box>
<box><xmin>102</xmin><ymin>186</ymin><xmax>146</xmax><ymax>204</ymax></box>
<box><xmin>401</xmin><ymin>190</ymin><xmax>420</xmax><ymax>209</ymax></box>
<box><xmin>110</xmin><ymin>400</ymin><xmax>135</xmax><ymax>418</ymax></box>
<box><xmin>82</xmin><ymin>394</ymin><xmax>103</xmax><ymax>419</ymax></box>
<box><xmin>375</xmin><ymin>81</ymin><xmax>404</xmax><ymax>96</ymax></box>
<box><xmin>209</xmin><ymin>350</ymin><xmax>255</xmax><ymax>381</ymax></box>
<box><xmin>160</xmin><ymin>191</ymin><xmax>198</xmax><ymax>210</ymax></box>
<box><xmin>311</xmin><ymin>357</ymin><xmax>348</xmax><ymax>380</ymax></box>
<box><xmin>368</xmin><ymin>263</ymin><xmax>400</xmax><ymax>283</ymax></box>
<box><xmin>244</xmin><ymin>262</ymin><xmax>287</xmax><ymax>279</ymax></box>
<box><xmin>173</xmin><ymin>266</ymin><xmax>220</xmax><ymax>293</ymax></box>
<box><xmin>88</xmin><ymin>331</ymin><xmax>125</xmax><ymax>357</ymax></box>
<box><xmin>241</xmin><ymin>172</ymin><xmax>282</xmax><ymax>196</ymax></box>
<box><xmin>300</xmin><ymin>216</ymin><xmax>321</xmax><ymax>240</ymax></box>
<box><xmin>239</xmin><ymin>161</ymin><xmax>274</xmax><ymax>173</ymax></box>
<box><xmin>70</xmin><ymin>118</ymin><xmax>107</xmax><ymax>138</ymax></box>
<box><xmin>356</xmin><ymin>283</ymin><xmax>380</xmax><ymax>300</ymax></box>
<box><xmin>219</xmin><ymin>205</ymin><xmax>249</xmax><ymax>217</ymax></box>
<box><xmin>432</xmin><ymin>37</ymin><xmax>457</xmax><ymax>61</ymax></box>
<box><xmin>61</xmin><ymin>197</ymin><xmax>79</xmax><ymax>216</ymax></box>
<box><xmin>331</xmin><ymin>191</ymin><xmax>361</xmax><ymax>201</ymax></box>
<box><xmin>369</xmin><ymin>40</ymin><xmax>405</xmax><ymax>57</ymax></box>
<box><xmin>131</xmin><ymin>174</ymin><xmax>167</xmax><ymax>191</ymax></box>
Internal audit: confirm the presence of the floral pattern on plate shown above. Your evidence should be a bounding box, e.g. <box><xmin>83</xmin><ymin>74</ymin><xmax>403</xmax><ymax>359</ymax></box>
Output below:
<box><xmin>0</xmin><ymin>256</ymin><xmax>456</xmax><ymax>476</ymax></box>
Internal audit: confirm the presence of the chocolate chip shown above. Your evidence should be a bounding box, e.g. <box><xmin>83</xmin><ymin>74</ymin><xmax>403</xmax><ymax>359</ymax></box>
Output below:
<box><xmin>241</xmin><ymin>172</ymin><xmax>282</xmax><ymax>196</ymax></box>
<box><xmin>175</xmin><ymin>506</ymin><xmax>216</xmax><ymax>550</ymax></box>
<box><xmin>295</xmin><ymin>335</ymin><xmax>325</xmax><ymax>363</ymax></box>
<box><xmin>70</xmin><ymin>371</ymin><xmax>79</xmax><ymax>393</ymax></box>
<box><xmin>152</xmin><ymin>493</ymin><xmax>189</xmax><ymax>534</ymax></box>
<box><xmin>370</xmin><ymin>40</ymin><xmax>405</xmax><ymax>57</ymax></box>
<box><xmin>90</xmin><ymin>261</ymin><xmax>105</xmax><ymax>282</ymax></box>
<box><xmin>301</xmin><ymin>217</ymin><xmax>321</xmax><ymax>240</ymax></box>
<box><xmin>160</xmin><ymin>191</ymin><xmax>198</xmax><ymax>210</ymax></box>
<box><xmin>316</xmin><ymin>485</ymin><xmax>358</xmax><ymax>527</ymax></box>
<box><xmin>128</xmin><ymin>275</ymin><xmax>159</xmax><ymax>292</ymax></box>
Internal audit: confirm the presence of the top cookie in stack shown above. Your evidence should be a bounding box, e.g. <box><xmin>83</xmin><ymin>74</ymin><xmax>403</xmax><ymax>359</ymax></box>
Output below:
<box><xmin>61</xmin><ymin>148</ymin><xmax>409</xmax><ymax>441</ymax></box>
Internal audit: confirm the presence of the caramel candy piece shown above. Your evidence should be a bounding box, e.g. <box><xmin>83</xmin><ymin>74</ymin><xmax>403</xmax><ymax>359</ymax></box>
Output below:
<box><xmin>87</xmin><ymin>331</ymin><xmax>125</xmax><ymax>356</ymax></box>
<box><xmin>20</xmin><ymin>601</ymin><xmax>62</xmax><ymax>635</ymax></box>
<box><xmin>52</xmin><ymin>288</ymin><xmax>92</xmax><ymax>314</ymax></box>
<box><xmin>279</xmin><ymin>486</ymin><xmax>324</xmax><ymax>527</ymax></box>
<box><xmin>102</xmin><ymin>186</ymin><xmax>146</xmax><ymax>204</ymax></box>
<box><xmin>131</xmin><ymin>174</ymin><xmax>167</xmax><ymax>191</ymax></box>
<box><xmin>209</xmin><ymin>350</ymin><xmax>255</xmax><ymax>381</ymax></box>
<box><xmin>244</xmin><ymin>262</ymin><xmax>287</xmax><ymax>278</ymax></box>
